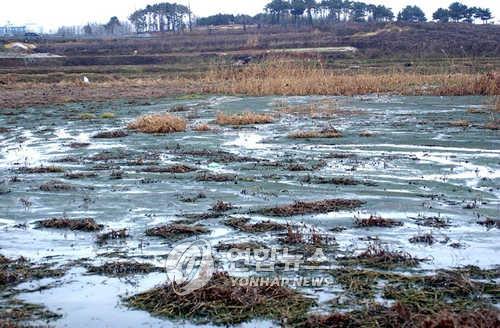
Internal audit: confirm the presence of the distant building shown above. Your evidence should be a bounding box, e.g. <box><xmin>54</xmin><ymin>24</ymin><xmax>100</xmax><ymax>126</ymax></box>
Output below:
<box><xmin>0</xmin><ymin>25</ymin><xmax>27</xmax><ymax>37</ymax></box>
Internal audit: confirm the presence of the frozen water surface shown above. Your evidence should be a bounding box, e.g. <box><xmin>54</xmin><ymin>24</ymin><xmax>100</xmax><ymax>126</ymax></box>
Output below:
<box><xmin>0</xmin><ymin>95</ymin><xmax>498</xmax><ymax>326</ymax></box>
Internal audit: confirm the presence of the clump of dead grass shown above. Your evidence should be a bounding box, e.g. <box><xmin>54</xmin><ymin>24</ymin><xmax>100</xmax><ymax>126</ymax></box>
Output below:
<box><xmin>140</xmin><ymin>164</ymin><xmax>196</xmax><ymax>174</ymax></box>
<box><xmin>289</xmin><ymin>128</ymin><xmax>342</xmax><ymax>139</ymax></box>
<box><xmin>256</xmin><ymin>199</ymin><xmax>365</xmax><ymax>217</ymax></box>
<box><xmin>126</xmin><ymin>271</ymin><xmax>314</xmax><ymax>325</ymax></box>
<box><xmin>196</xmin><ymin>172</ymin><xmax>237</xmax><ymax>182</ymax></box>
<box><xmin>145</xmin><ymin>224</ymin><xmax>208</xmax><ymax>240</ymax></box>
<box><xmin>0</xmin><ymin>255</ymin><xmax>65</xmax><ymax>287</ymax></box>
<box><xmin>449</xmin><ymin>119</ymin><xmax>470</xmax><ymax>127</ymax></box>
<box><xmin>216</xmin><ymin>112</ymin><xmax>273</xmax><ymax>126</ymax></box>
<box><xmin>477</xmin><ymin>217</ymin><xmax>499</xmax><ymax>229</ymax></box>
<box><xmin>211</xmin><ymin>200</ymin><xmax>234</xmax><ymax>212</ymax></box>
<box><xmin>224</xmin><ymin>217</ymin><xmax>286</xmax><ymax>233</ymax></box>
<box><xmin>16</xmin><ymin>166</ymin><xmax>64</xmax><ymax>174</ymax></box>
<box><xmin>409</xmin><ymin>233</ymin><xmax>436</xmax><ymax>245</ymax></box>
<box><xmin>354</xmin><ymin>215</ymin><xmax>403</xmax><ymax>228</ymax></box>
<box><xmin>215</xmin><ymin>241</ymin><xmax>266</xmax><ymax>251</ymax></box>
<box><xmin>96</xmin><ymin>229</ymin><xmax>129</xmax><ymax>245</ymax></box>
<box><xmin>340</xmin><ymin>242</ymin><xmax>422</xmax><ymax>269</ymax></box>
<box><xmin>0</xmin><ymin>298</ymin><xmax>62</xmax><ymax>323</ymax></box>
<box><xmin>280</xmin><ymin>224</ymin><xmax>330</xmax><ymax>247</ymax></box>
<box><xmin>35</xmin><ymin>218</ymin><xmax>103</xmax><ymax>232</ymax></box>
<box><xmin>64</xmin><ymin>171</ymin><xmax>98</xmax><ymax>179</ymax></box>
<box><xmin>39</xmin><ymin>180</ymin><xmax>76</xmax><ymax>192</ymax></box>
<box><xmin>128</xmin><ymin>113</ymin><xmax>186</xmax><ymax>134</ymax></box>
<box><xmin>92</xmin><ymin>129</ymin><xmax>128</xmax><ymax>139</ymax></box>
<box><xmin>192</xmin><ymin>123</ymin><xmax>212</xmax><ymax>132</ymax></box>
<box><xmin>412</xmin><ymin>216</ymin><xmax>451</xmax><ymax>228</ymax></box>
<box><xmin>86</xmin><ymin>261</ymin><xmax>159</xmax><ymax>277</ymax></box>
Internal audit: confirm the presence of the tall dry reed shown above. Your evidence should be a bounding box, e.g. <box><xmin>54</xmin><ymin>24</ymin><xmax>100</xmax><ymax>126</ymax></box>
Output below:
<box><xmin>202</xmin><ymin>61</ymin><xmax>499</xmax><ymax>96</ymax></box>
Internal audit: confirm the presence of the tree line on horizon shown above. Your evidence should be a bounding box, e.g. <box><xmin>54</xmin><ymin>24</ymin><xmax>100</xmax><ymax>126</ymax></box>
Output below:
<box><xmin>59</xmin><ymin>1</ymin><xmax>495</xmax><ymax>37</ymax></box>
<box><xmin>197</xmin><ymin>1</ymin><xmax>493</xmax><ymax>27</ymax></box>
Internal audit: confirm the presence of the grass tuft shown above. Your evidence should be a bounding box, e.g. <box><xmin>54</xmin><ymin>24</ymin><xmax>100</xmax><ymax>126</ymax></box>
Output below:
<box><xmin>35</xmin><ymin>218</ymin><xmax>103</xmax><ymax>232</ymax></box>
<box><xmin>216</xmin><ymin>112</ymin><xmax>273</xmax><ymax>126</ymax></box>
<box><xmin>145</xmin><ymin>224</ymin><xmax>208</xmax><ymax>240</ymax></box>
<box><xmin>289</xmin><ymin>128</ymin><xmax>342</xmax><ymax>139</ymax></box>
<box><xmin>128</xmin><ymin>113</ymin><xmax>186</xmax><ymax>134</ymax></box>
<box><xmin>224</xmin><ymin>217</ymin><xmax>286</xmax><ymax>233</ymax></box>
<box><xmin>126</xmin><ymin>271</ymin><xmax>314</xmax><ymax>325</ymax></box>
<box><xmin>256</xmin><ymin>199</ymin><xmax>365</xmax><ymax>217</ymax></box>
<box><xmin>354</xmin><ymin>215</ymin><xmax>403</xmax><ymax>228</ymax></box>
<box><xmin>86</xmin><ymin>261</ymin><xmax>159</xmax><ymax>277</ymax></box>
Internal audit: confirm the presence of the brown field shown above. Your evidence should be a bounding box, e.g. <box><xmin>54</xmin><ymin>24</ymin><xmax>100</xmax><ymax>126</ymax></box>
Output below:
<box><xmin>0</xmin><ymin>22</ymin><xmax>499</xmax><ymax>108</ymax></box>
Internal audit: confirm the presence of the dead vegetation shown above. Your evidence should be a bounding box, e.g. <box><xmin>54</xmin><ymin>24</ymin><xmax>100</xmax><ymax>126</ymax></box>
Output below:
<box><xmin>303</xmin><ymin>305</ymin><xmax>500</xmax><ymax>328</ymax></box>
<box><xmin>15</xmin><ymin>166</ymin><xmax>64</xmax><ymax>174</ymax></box>
<box><xmin>340</xmin><ymin>242</ymin><xmax>422</xmax><ymax>269</ymax></box>
<box><xmin>64</xmin><ymin>171</ymin><xmax>98</xmax><ymax>179</ymax></box>
<box><xmin>139</xmin><ymin>164</ymin><xmax>196</xmax><ymax>174</ymax></box>
<box><xmin>449</xmin><ymin>119</ymin><xmax>470</xmax><ymax>127</ymax></box>
<box><xmin>211</xmin><ymin>200</ymin><xmax>234</xmax><ymax>212</ymax></box>
<box><xmin>215</xmin><ymin>241</ymin><xmax>266</xmax><ymax>251</ymax></box>
<box><xmin>196</xmin><ymin>172</ymin><xmax>237</xmax><ymax>182</ymax></box>
<box><xmin>86</xmin><ymin>261</ymin><xmax>160</xmax><ymax>277</ymax></box>
<box><xmin>280</xmin><ymin>224</ymin><xmax>331</xmax><ymax>248</ymax></box>
<box><xmin>192</xmin><ymin>123</ymin><xmax>212</xmax><ymax>132</ymax></box>
<box><xmin>302</xmin><ymin>175</ymin><xmax>376</xmax><ymax>186</ymax></box>
<box><xmin>409</xmin><ymin>233</ymin><xmax>436</xmax><ymax>245</ymax></box>
<box><xmin>277</xmin><ymin>100</ymin><xmax>337</xmax><ymax>118</ymax></box>
<box><xmin>256</xmin><ymin>199</ymin><xmax>364</xmax><ymax>217</ymax></box>
<box><xmin>477</xmin><ymin>217</ymin><xmax>499</xmax><ymax>229</ymax></box>
<box><xmin>96</xmin><ymin>229</ymin><xmax>129</xmax><ymax>245</ymax></box>
<box><xmin>412</xmin><ymin>216</ymin><xmax>451</xmax><ymax>228</ymax></box>
<box><xmin>127</xmin><ymin>113</ymin><xmax>187</xmax><ymax>133</ymax></box>
<box><xmin>289</xmin><ymin>128</ymin><xmax>342</xmax><ymax>139</ymax></box>
<box><xmin>216</xmin><ymin>112</ymin><xmax>273</xmax><ymax>126</ymax></box>
<box><xmin>126</xmin><ymin>271</ymin><xmax>314</xmax><ymax>325</ymax></box>
<box><xmin>354</xmin><ymin>215</ymin><xmax>403</xmax><ymax>228</ymax></box>
<box><xmin>39</xmin><ymin>180</ymin><xmax>76</xmax><ymax>192</ymax></box>
<box><xmin>172</xmin><ymin>148</ymin><xmax>259</xmax><ymax>164</ymax></box>
<box><xmin>145</xmin><ymin>224</ymin><xmax>208</xmax><ymax>240</ymax></box>
<box><xmin>35</xmin><ymin>218</ymin><xmax>103</xmax><ymax>232</ymax></box>
<box><xmin>0</xmin><ymin>255</ymin><xmax>65</xmax><ymax>287</ymax></box>
<box><xmin>224</xmin><ymin>217</ymin><xmax>286</xmax><ymax>233</ymax></box>
<box><xmin>0</xmin><ymin>298</ymin><xmax>62</xmax><ymax>324</ymax></box>
<box><xmin>323</xmin><ymin>265</ymin><xmax>500</xmax><ymax>326</ymax></box>
<box><xmin>359</xmin><ymin>130</ymin><xmax>376</xmax><ymax>137</ymax></box>
<box><xmin>203</xmin><ymin>62</ymin><xmax>499</xmax><ymax>97</ymax></box>
<box><xmin>92</xmin><ymin>129</ymin><xmax>128</xmax><ymax>138</ymax></box>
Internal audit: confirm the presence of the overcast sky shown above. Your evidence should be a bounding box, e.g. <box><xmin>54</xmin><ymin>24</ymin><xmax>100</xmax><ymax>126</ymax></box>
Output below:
<box><xmin>1</xmin><ymin>0</ymin><xmax>498</xmax><ymax>32</ymax></box>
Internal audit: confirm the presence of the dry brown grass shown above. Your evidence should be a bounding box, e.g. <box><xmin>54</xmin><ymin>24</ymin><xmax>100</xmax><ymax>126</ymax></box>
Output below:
<box><xmin>192</xmin><ymin>123</ymin><xmax>212</xmax><ymax>132</ymax></box>
<box><xmin>127</xmin><ymin>113</ymin><xmax>186</xmax><ymax>134</ymax></box>
<box><xmin>216</xmin><ymin>112</ymin><xmax>274</xmax><ymax>125</ymax></box>
<box><xmin>278</xmin><ymin>99</ymin><xmax>337</xmax><ymax>118</ymax></box>
<box><xmin>289</xmin><ymin>128</ymin><xmax>342</xmax><ymax>139</ymax></box>
<box><xmin>449</xmin><ymin>119</ymin><xmax>470</xmax><ymax>127</ymax></box>
<box><xmin>203</xmin><ymin>61</ymin><xmax>499</xmax><ymax>96</ymax></box>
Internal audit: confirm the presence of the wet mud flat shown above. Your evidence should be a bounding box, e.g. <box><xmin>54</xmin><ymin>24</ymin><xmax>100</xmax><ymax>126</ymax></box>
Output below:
<box><xmin>0</xmin><ymin>95</ymin><xmax>498</xmax><ymax>327</ymax></box>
